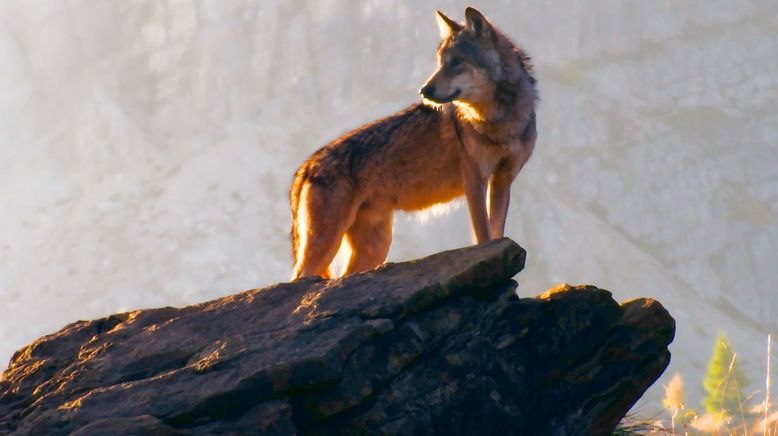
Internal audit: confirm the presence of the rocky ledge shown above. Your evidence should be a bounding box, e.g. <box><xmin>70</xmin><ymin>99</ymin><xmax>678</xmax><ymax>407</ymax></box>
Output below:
<box><xmin>0</xmin><ymin>239</ymin><xmax>674</xmax><ymax>435</ymax></box>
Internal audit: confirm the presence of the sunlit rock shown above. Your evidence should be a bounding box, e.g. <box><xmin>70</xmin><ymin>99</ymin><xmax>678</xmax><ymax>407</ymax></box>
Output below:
<box><xmin>0</xmin><ymin>240</ymin><xmax>674</xmax><ymax>435</ymax></box>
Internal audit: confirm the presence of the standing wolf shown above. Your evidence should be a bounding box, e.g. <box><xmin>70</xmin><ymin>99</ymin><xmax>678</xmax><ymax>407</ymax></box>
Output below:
<box><xmin>290</xmin><ymin>7</ymin><xmax>537</xmax><ymax>279</ymax></box>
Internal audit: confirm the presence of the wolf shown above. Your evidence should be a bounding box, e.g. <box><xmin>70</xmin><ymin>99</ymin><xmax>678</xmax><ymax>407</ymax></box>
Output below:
<box><xmin>289</xmin><ymin>7</ymin><xmax>537</xmax><ymax>279</ymax></box>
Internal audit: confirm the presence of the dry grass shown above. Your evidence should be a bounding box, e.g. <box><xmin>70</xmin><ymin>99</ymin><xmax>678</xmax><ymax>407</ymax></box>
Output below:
<box><xmin>623</xmin><ymin>334</ymin><xmax>777</xmax><ymax>436</ymax></box>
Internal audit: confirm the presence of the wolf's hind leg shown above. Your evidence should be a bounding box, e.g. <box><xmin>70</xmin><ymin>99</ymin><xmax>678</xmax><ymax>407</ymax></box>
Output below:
<box><xmin>343</xmin><ymin>208</ymin><xmax>393</xmax><ymax>276</ymax></box>
<box><xmin>292</xmin><ymin>182</ymin><xmax>355</xmax><ymax>279</ymax></box>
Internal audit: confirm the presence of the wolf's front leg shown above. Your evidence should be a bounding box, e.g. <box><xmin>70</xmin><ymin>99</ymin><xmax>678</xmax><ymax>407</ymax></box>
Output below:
<box><xmin>488</xmin><ymin>177</ymin><xmax>511</xmax><ymax>239</ymax></box>
<box><xmin>489</xmin><ymin>139</ymin><xmax>533</xmax><ymax>239</ymax></box>
<box><xmin>488</xmin><ymin>158</ymin><xmax>521</xmax><ymax>239</ymax></box>
<box><xmin>460</xmin><ymin>157</ymin><xmax>491</xmax><ymax>244</ymax></box>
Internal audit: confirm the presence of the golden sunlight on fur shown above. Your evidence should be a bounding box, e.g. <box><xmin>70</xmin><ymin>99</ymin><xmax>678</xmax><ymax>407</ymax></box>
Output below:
<box><xmin>412</xmin><ymin>198</ymin><xmax>465</xmax><ymax>225</ymax></box>
<box><xmin>289</xmin><ymin>7</ymin><xmax>537</xmax><ymax>279</ymax></box>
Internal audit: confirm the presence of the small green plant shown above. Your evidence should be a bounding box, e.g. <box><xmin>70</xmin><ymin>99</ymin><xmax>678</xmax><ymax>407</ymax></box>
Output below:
<box><xmin>702</xmin><ymin>334</ymin><xmax>749</xmax><ymax>417</ymax></box>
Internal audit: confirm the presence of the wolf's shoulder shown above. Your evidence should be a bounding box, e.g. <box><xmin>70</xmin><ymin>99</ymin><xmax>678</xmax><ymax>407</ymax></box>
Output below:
<box><xmin>301</xmin><ymin>103</ymin><xmax>446</xmax><ymax>181</ymax></box>
<box><xmin>350</xmin><ymin>102</ymin><xmax>443</xmax><ymax>137</ymax></box>
<box><xmin>324</xmin><ymin>102</ymin><xmax>443</xmax><ymax>150</ymax></box>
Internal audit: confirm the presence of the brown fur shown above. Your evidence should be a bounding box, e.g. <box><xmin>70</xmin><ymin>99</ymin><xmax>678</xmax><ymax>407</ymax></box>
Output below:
<box><xmin>290</xmin><ymin>7</ymin><xmax>537</xmax><ymax>279</ymax></box>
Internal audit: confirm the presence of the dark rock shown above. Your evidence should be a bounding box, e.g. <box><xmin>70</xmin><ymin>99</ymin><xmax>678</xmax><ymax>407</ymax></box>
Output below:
<box><xmin>0</xmin><ymin>238</ymin><xmax>674</xmax><ymax>435</ymax></box>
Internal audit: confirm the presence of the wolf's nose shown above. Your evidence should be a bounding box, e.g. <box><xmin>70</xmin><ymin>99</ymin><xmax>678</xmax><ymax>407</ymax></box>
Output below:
<box><xmin>419</xmin><ymin>84</ymin><xmax>436</xmax><ymax>98</ymax></box>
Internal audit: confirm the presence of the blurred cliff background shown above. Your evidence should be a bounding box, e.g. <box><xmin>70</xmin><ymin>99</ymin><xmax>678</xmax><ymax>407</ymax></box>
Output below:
<box><xmin>0</xmin><ymin>0</ymin><xmax>776</xmax><ymax>411</ymax></box>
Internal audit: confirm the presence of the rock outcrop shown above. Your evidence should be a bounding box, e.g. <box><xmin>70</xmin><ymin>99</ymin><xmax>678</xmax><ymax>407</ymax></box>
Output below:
<box><xmin>0</xmin><ymin>239</ymin><xmax>674</xmax><ymax>435</ymax></box>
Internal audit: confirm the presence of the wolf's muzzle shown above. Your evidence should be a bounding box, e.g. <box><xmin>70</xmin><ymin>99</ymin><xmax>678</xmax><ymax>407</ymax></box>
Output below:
<box><xmin>420</xmin><ymin>86</ymin><xmax>460</xmax><ymax>104</ymax></box>
<box><xmin>419</xmin><ymin>84</ymin><xmax>437</xmax><ymax>99</ymax></box>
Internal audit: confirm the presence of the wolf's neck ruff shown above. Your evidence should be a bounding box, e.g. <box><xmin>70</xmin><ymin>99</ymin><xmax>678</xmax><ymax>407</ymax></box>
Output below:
<box><xmin>453</xmin><ymin>71</ymin><xmax>536</xmax><ymax>145</ymax></box>
<box><xmin>455</xmin><ymin>106</ymin><xmax>534</xmax><ymax>145</ymax></box>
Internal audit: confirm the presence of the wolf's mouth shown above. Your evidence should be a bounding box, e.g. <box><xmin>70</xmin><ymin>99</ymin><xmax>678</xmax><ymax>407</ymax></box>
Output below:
<box><xmin>433</xmin><ymin>89</ymin><xmax>461</xmax><ymax>103</ymax></box>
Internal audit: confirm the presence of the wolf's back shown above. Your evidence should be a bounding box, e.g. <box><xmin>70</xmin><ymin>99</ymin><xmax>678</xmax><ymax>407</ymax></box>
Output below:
<box><xmin>289</xmin><ymin>103</ymin><xmax>445</xmax><ymax>264</ymax></box>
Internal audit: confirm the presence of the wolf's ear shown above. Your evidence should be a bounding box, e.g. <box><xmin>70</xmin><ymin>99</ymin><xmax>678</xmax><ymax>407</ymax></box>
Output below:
<box><xmin>436</xmin><ymin>10</ymin><xmax>461</xmax><ymax>39</ymax></box>
<box><xmin>464</xmin><ymin>7</ymin><xmax>492</xmax><ymax>40</ymax></box>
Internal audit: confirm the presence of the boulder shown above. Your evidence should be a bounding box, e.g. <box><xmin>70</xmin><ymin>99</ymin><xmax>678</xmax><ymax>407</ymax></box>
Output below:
<box><xmin>0</xmin><ymin>239</ymin><xmax>674</xmax><ymax>435</ymax></box>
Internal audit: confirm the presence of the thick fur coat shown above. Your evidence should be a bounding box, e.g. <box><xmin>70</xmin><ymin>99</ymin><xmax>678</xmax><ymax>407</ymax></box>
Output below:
<box><xmin>290</xmin><ymin>7</ymin><xmax>537</xmax><ymax>279</ymax></box>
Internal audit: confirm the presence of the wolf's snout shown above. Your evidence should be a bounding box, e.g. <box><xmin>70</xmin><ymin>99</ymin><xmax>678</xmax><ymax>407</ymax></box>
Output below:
<box><xmin>419</xmin><ymin>84</ymin><xmax>436</xmax><ymax>99</ymax></box>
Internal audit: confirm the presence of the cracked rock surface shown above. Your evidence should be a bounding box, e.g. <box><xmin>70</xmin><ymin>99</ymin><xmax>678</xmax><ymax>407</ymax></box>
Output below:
<box><xmin>0</xmin><ymin>239</ymin><xmax>674</xmax><ymax>435</ymax></box>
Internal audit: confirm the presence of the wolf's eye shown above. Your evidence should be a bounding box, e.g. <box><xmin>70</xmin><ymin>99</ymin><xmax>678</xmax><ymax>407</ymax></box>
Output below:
<box><xmin>449</xmin><ymin>56</ymin><xmax>463</xmax><ymax>67</ymax></box>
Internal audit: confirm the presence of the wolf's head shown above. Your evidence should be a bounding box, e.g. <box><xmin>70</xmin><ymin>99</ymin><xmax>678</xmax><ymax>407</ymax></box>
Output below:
<box><xmin>420</xmin><ymin>8</ymin><xmax>533</xmax><ymax>117</ymax></box>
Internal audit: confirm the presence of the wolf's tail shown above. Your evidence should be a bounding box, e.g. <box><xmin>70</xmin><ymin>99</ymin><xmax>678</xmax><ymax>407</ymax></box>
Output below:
<box><xmin>289</xmin><ymin>166</ymin><xmax>308</xmax><ymax>268</ymax></box>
